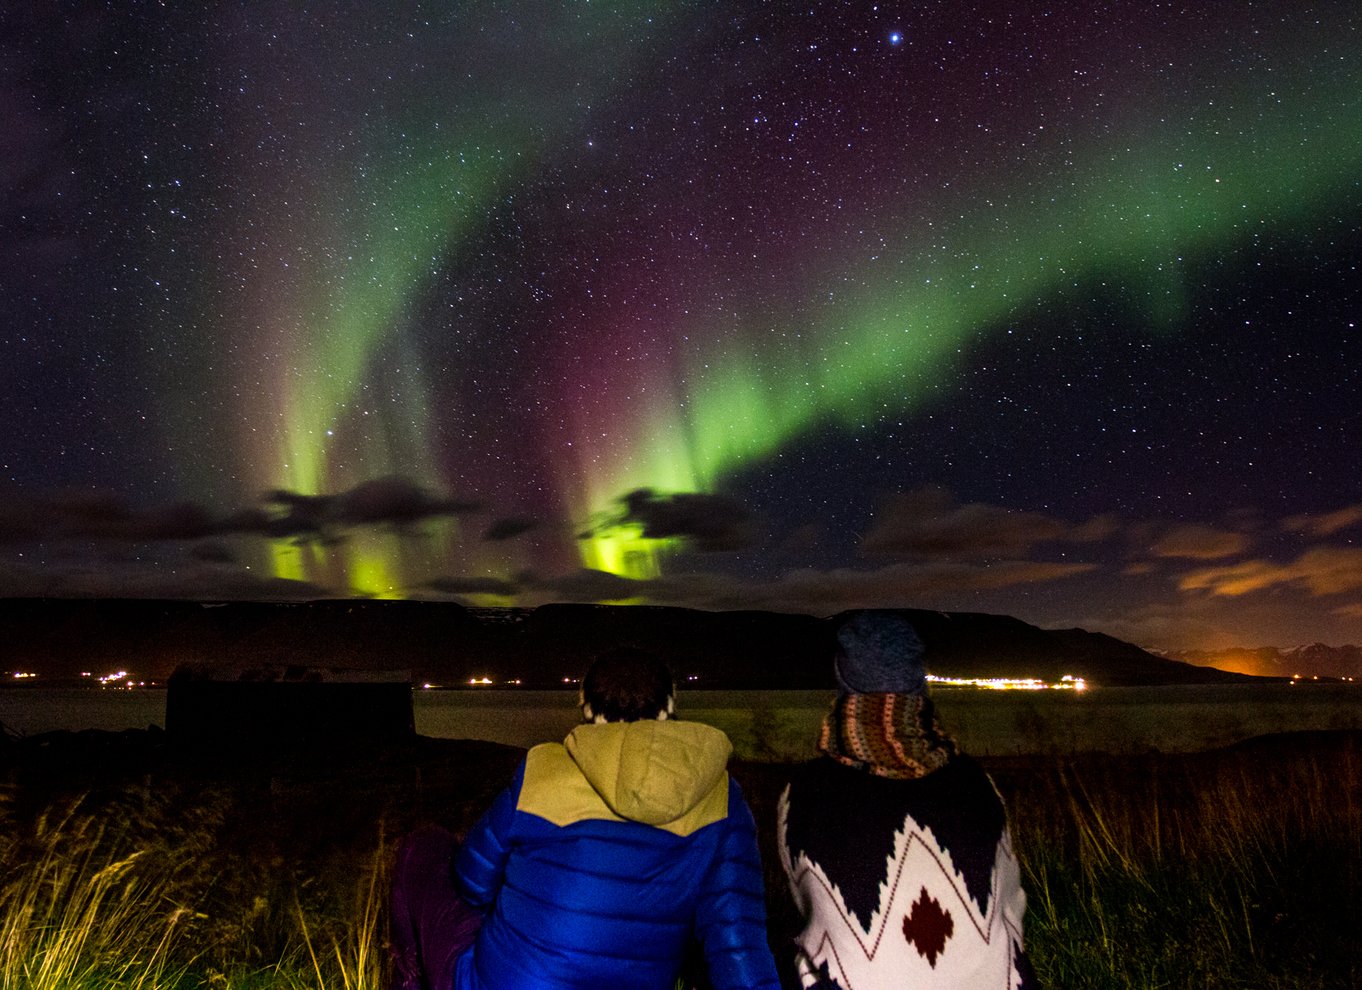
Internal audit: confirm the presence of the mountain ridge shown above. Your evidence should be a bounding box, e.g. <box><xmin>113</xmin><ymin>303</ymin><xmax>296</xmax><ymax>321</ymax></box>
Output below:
<box><xmin>0</xmin><ymin>597</ymin><xmax>1267</xmax><ymax>688</ymax></box>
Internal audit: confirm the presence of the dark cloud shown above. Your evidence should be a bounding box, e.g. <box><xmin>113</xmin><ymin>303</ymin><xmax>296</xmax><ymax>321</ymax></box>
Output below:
<box><xmin>425</xmin><ymin>575</ymin><xmax>519</xmax><ymax>597</ymax></box>
<box><xmin>260</xmin><ymin>476</ymin><xmax>482</xmax><ymax>537</ymax></box>
<box><xmin>218</xmin><ymin>506</ymin><xmax>292</xmax><ymax>539</ymax></box>
<box><xmin>0</xmin><ymin>490</ymin><xmax>111</xmax><ymax>542</ymax></box>
<box><xmin>591</xmin><ymin>488</ymin><xmax>753</xmax><ymax>552</ymax></box>
<box><xmin>0</xmin><ymin>553</ymin><xmax>330</xmax><ymax>601</ymax></box>
<box><xmin>484</xmin><ymin>516</ymin><xmax>539</xmax><ymax>541</ymax></box>
<box><xmin>1284</xmin><ymin>505</ymin><xmax>1362</xmax><ymax>538</ymax></box>
<box><xmin>528</xmin><ymin>568</ymin><xmax>642</xmax><ymax>602</ymax></box>
<box><xmin>514</xmin><ymin>557</ymin><xmax>1096</xmax><ymax>615</ymax></box>
<box><xmin>0</xmin><ymin>475</ymin><xmax>482</xmax><ymax>546</ymax></box>
<box><xmin>1148</xmin><ymin>524</ymin><xmax>1250</xmax><ymax>561</ymax></box>
<box><xmin>762</xmin><ymin>560</ymin><xmax>1098</xmax><ymax>608</ymax></box>
<box><xmin>5</xmin><ymin>471</ymin><xmax>1360</xmax><ymax>652</ymax></box>
<box><xmin>861</xmin><ymin>486</ymin><xmax>1080</xmax><ymax>559</ymax></box>
<box><xmin>1071</xmin><ymin>514</ymin><xmax>1121</xmax><ymax>543</ymax></box>
<box><xmin>1067</xmin><ymin>602</ymin><xmax>1234</xmax><ymax>654</ymax></box>
<box><xmin>189</xmin><ymin>541</ymin><xmax>237</xmax><ymax>564</ymax></box>
<box><xmin>131</xmin><ymin>502</ymin><xmax>220</xmax><ymax>541</ymax></box>
<box><xmin>0</xmin><ymin>490</ymin><xmax>218</xmax><ymax>543</ymax></box>
<box><xmin>260</xmin><ymin>490</ymin><xmax>331</xmax><ymax>538</ymax></box>
<box><xmin>331</xmin><ymin>475</ymin><xmax>482</xmax><ymax>526</ymax></box>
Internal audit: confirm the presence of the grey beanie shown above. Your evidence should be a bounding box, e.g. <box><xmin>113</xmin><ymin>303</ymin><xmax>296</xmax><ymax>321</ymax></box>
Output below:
<box><xmin>833</xmin><ymin>610</ymin><xmax>927</xmax><ymax>695</ymax></box>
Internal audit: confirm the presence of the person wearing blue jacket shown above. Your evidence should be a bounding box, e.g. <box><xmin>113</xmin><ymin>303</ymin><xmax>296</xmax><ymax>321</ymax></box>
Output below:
<box><xmin>390</xmin><ymin>647</ymin><xmax>781</xmax><ymax>990</ymax></box>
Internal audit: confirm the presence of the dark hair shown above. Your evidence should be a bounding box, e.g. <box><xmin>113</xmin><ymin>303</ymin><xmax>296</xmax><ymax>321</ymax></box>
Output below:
<box><xmin>581</xmin><ymin>647</ymin><xmax>675</xmax><ymax>723</ymax></box>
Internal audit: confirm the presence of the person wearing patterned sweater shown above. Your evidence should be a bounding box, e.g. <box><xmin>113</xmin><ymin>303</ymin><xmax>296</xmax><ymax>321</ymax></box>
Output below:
<box><xmin>390</xmin><ymin>647</ymin><xmax>781</xmax><ymax>990</ymax></box>
<box><xmin>778</xmin><ymin>611</ymin><xmax>1038</xmax><ymax>990</ymax></box>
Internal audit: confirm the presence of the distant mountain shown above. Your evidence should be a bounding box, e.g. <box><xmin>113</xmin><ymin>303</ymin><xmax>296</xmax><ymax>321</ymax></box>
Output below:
<box><xmin>1157</xmin><ymin>644</ymin><xmax>1362</xmax><ymax>681</ymax></box>
<box><xmin>0</xmin><ymin>598</ymin><xmax>1258</xmax><ymax>688</ymax></box>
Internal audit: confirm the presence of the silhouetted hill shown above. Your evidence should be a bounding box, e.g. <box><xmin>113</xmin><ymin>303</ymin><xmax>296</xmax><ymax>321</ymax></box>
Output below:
<box><xmin>0</xmin><ymin>598</ymin><xmax>1257</xmax><ymax>688</ymax></box>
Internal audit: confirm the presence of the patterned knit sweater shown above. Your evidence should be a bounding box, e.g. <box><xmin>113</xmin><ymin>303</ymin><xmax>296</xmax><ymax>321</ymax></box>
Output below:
<box><xmin>778</xmin><ymin>756</ymin><xmax>1037</xmax><ymax>989</ymax></box>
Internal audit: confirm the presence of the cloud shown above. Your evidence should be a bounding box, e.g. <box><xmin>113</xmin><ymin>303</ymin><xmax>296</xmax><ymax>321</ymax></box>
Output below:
<box><xmin>861</xmin><ymin>486</ymin><xmax>1080</xmax><ymax>558</ymax></box>
<box><xmin>1064</xmin><ymin>583</ymin><xmax>1362</xmax><ymax>652</ymax></box>
<box><xmin>1148</xmin><ymin>524</ymin><xmax>1250</xmax><ymax>560</ymax></box>
<box><xmin>591</xmin><ymin>488</ymin><xmax>754</xmax><ymax>552</ymax></box>
<box><xmin>1071</xmin><ymin>513</ymin><xmax>1121</xmax><ymax>542</ymax></box>
<box><xmin>1069</xmin><ymin>603</ymin><xmax>1237</xmax><ymax>654</ymax></box>
<box><xmin>1179</xmin><ymin>546</ymin><xmax>1362</xmax><ymax>597</ymax></box>
<box><xmin>484</xmin><ymin>516</ymin><xmax>539</xmax><ymax>541</ymax></box>
<box><xmin>1179</xmin><ymin>560</ymin><xmax>1295</xmax><ymax>597</ymax></box>
<box><xmin>0</xmin><ymin>490</ymin><xmax>220</xmax><ymax>543</ymax></box>
<box><xmin>1284</xmin><ymin>504</ymin><xmax>1362</xmax><ymax>537</ymax></box>
<box><xmin>0</xmin><ymin>553</ymin><xmax>330</xmax><ymax>601</ymax></box>
<box><xmin>258</xmin><ymin>490</ymin><xmax>330</xmax><ymax>537</ymax></box>
<box><xmin>0</xmin><ymin>476</ymin><xmax>481</xmax><ymax>547</ymax></box>
<box><xmin>528</xmin><ymin>568</ymin><xmax>642</xmax><ymax>602</ymax></box>
<box><xmin>260</xmin><ymin>476</ymin><xmax>482</xmax><ymax>536</ymax></box>
<box><xmin>1291</xmin><ymin>548</ymin><xmax>1362</xmax><ymax>595</ymax></box>
<box><xmin>516</xmin><ymin>557</ymin><xmax>1095</xmax><ymax>614</ymax></box>
<box><xmin>331</xmin><ymin>476</ymin><xmax>482</xmax><ymax>526</ymax></box>
<box><xmin>425</xmin><ymin>575</ymin><xmax>519</xmax><ymax>597</ymax></box>
<box><xmin>189</xmin><ymin>541</ymin><xmax>237</xmax><ymax>564</ymax></box>
<box><xmin>780</xmin><ymin>559</ymin><xmax>1097</xmax><ymax>600</ymax></box>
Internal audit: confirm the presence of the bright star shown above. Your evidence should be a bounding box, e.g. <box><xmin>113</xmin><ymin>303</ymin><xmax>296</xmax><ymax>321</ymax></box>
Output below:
<box><xmin>889</xmin><ymin>31</ymin><xmax>903</xmax><ymax>45</ymax></box>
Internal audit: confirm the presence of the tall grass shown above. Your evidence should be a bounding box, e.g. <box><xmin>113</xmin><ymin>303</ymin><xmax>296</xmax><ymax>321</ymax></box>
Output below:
<box><xmin>289</xmin><ymin>834</ymin><xmax>388</xmax><ymax>990</ymax></box>
<box><xmin>0</xmin><ymin>800</ymin><xmax>193</xmax><ymax>989</ymax></box>
<box><xmin>0</xmin><ymin>785</ymin><xmax>391</xmax><ymax>990</ymax></box>
<box><xmin>1007</xmin><ymin>734</ymin><xmax>1362</xmax><ymax>988</ymax></box>
<box><xmin>3</xmin><ymin>732</ymin><xmax>1359</xmax><ymax>988</ymax></box>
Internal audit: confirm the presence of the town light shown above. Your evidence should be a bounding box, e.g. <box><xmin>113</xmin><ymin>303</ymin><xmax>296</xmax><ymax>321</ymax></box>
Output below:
<box><xmin>926</xmin><ymin>674</ymin><xmax>1088</xmax><ymax>691</ymax></box>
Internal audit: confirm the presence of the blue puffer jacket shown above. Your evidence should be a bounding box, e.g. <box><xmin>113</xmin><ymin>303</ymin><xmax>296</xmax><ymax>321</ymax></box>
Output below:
<box><xmin>451</xmin><ymin>719</ymin><xmax>780</xmax><ymax>990</ymax></box>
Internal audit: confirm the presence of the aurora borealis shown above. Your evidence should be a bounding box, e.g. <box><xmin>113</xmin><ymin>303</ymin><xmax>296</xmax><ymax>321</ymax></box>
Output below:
<box><xmin>4</xmin><ymin>1</ymin><xmax>1361</xmax><ymax>650</ymax></box>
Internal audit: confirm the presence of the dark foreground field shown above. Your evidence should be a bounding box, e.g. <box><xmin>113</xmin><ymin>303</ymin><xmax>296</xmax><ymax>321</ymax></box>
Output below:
<box><xmin>2</xmin><ymin>726</ymin><xmax>1359</xmax><ymax>989</ymax></box>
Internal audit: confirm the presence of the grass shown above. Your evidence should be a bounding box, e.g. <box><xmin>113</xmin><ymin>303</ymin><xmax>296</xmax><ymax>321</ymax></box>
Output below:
<box><xmin>1</xmin><ymin>730</ymin><xmax>1359</xmax><ymax>988</ymax></box>
<box><xmin>998</xmin><ymin>732</ymin><xmax>1362</xmax><ymax>988</ymax></box>
<box><xmin>0</xmin><ymin>787</ymin><xmax>392</xmax><ymax>990</ymax></box>
<box><xmin>0</xmin><ymin>793</ymin><xmax>198</xmax><ymax>989</ymax></box>
<box><xmin>291</xmin><ymin>835</ymin><xmax>387</xmax><ymax>990</ymax></box>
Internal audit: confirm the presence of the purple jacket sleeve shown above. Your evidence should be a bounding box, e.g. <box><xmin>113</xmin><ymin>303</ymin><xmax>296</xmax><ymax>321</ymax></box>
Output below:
<box><xmin>453</xmin><ymin>760</ymin><xmax>525</xmax><ymax>910</ymax></box>
<box><xmin>694</xmin><ymin>779</ymin><xmax>781</xmax><ymax>990</ymax></box>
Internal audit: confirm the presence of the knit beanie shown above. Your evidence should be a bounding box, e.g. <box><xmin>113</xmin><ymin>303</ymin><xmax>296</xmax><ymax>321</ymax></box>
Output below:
<box><xmin>833</xmin><ymin>610</ymin><xmax>927</xmax><ymax>695</ymax></box>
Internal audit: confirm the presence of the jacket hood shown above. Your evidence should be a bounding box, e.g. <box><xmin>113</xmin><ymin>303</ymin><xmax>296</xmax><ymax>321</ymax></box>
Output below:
<box><xmin>564</xmin><ymin>720</ymin><xmax>732</xmax><ymax>826</ymax></box>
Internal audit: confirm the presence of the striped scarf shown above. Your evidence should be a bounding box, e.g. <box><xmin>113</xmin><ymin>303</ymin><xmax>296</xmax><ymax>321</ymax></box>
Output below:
<box><xmin>817</xmin><ymin>693</ymin><xmax>956</xmax><ymax>780</ymax></box>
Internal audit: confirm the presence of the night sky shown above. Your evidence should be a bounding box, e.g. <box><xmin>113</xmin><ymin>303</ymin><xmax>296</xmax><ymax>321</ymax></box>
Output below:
<box><xmin>3</xmin><ymin>2</ymin><xmax>1360</xmax><ymax>650</ymax></box>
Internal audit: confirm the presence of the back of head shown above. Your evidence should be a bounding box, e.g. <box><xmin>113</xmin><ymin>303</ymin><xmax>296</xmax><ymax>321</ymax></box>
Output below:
<box><xmin>821</xmin><ymin>611</ymin><xmax>955</xmax><ymax>777</ymax></box>
<box><xmin>833</xmin><ymin>609</ymin><xmax>927</xmax><ymax>696</ymax></box>
<box><xmin>580</xmin><ymin>647</ymin><xmax>676</xmax><ymax>723</ymax></box>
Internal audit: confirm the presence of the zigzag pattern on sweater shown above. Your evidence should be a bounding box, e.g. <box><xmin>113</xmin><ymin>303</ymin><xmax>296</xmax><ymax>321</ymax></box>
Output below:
<box><xmin>778</xmin><ymin>772</ymin><xmax>1030</xmax><ymax>990</ymax></box>
<box><xmin>779</xmin><ymin>788</ymin><xmax>1012</xmax><ymax>946</ymax></box>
